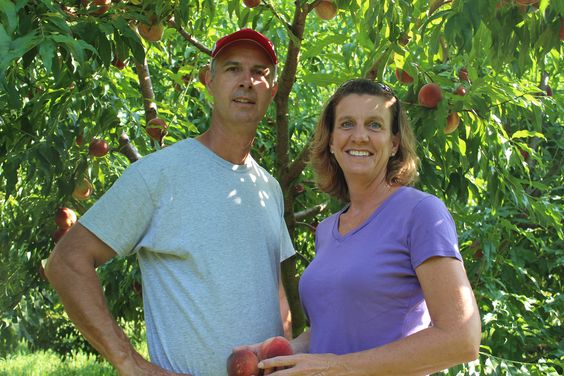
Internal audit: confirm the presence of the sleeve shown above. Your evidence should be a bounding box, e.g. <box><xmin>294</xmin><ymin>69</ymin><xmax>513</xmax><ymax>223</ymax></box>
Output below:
<box><xmin>279</xmin><ymin>219</ymin><xmax>295</xmax><ymax>262</ymax></box>
<box><xmin>78</xmin><ymin>163</ymin><xmax>155</xmax><ymax>257</ymax></box>
<box><xmin>408</xmin><ymin>195</ymin><xmax>462</xmax><ymax>269</ymax></box>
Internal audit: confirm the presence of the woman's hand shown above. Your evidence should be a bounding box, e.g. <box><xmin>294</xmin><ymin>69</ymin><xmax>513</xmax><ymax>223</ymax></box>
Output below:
<box><xmin>258</xmin><ymin>353</ymin><xmax>347</xmax><ymax>375</ymax></box>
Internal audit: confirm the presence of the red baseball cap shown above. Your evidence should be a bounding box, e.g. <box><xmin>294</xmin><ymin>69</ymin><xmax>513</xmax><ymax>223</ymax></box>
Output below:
<box><xmin>211</xmin><ymin>28</ymin><xmax>277</xmax><ymax>65</ymax></box>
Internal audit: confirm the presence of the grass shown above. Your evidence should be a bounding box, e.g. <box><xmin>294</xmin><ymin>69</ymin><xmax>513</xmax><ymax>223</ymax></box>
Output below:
<box><xmin>0</xmin><ymin>333</ymin><xmax>148</xmax><ymax>376</ymax></box>
<box><xmin>0</xmin><ymin>348</ymin><xmax>117</xmax><ymax>376</ymax></box>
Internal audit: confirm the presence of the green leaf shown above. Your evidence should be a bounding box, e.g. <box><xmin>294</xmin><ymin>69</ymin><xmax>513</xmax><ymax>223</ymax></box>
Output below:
<box><xmin>113</xmin><ymin>17</ymin><xmax>145</xmax><ymax>64</ymax></box>
<box><xmin>0</xmin><ymin>29</ymin><xmax>42</xmax><ymax>72</ymax></box>
<box><xmin>39</xmin><ymin>39</ymin><xmax>56</xmax><ymax>73</ymax></box>
<box><xmin>0</xmin><ymin>0</ymin><xmax>18</xmax><ymax>34</ymax></box>
<box><xmin>511</xmin><ymin>130</ymin><xmax>546</xmax><ymax>140</ymax></box>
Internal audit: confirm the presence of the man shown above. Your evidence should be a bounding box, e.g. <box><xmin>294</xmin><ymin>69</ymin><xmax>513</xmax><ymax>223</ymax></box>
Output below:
<box><xmin>46</xmin><ymin>29</ymin><xmax>294</xmax><ymax>376</ymax></box>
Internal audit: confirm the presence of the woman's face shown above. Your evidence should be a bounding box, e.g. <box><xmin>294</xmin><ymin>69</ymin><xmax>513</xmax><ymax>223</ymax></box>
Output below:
<box><xmin>330</xmin><ymin>94</ymin><xmax>399</xmax><ymax>184</ymax></box>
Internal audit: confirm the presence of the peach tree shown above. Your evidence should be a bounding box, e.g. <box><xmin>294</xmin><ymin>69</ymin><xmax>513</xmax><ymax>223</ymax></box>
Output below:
<box><xmin>0</xmin><ymin>0</ymin><xmax>561</xmax><ymax>374</ymax></box>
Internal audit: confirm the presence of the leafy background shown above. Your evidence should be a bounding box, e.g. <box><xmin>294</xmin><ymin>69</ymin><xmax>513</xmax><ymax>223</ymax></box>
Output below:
<box><xmin>0</xmin><ymin>0</ymin><xmax>562</xmax><ymax>374</ymax></box>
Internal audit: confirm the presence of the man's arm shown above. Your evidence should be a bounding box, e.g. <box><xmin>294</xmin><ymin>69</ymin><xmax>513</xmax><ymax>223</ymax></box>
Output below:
<box><xmin>45</xmin><ymin>223</ymin><xmax>189</xmax><ymax>376</ymax></box>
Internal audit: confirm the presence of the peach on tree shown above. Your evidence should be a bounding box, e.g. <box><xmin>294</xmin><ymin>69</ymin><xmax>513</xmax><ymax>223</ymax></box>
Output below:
<box><xmin>445</xmin><ymin>112</ymin><xmax>460</xmax><ymax>134</ymax></box>
<box><xmin>89</xmin><ymin>138</ymin><xmax>109</xmax><ymax>157</ymax></box>
<box><xmin>314</xmin><ymin>0</ymin><xmax>337</xmax><ymax>20</ymax></box>
<box><xmin>146</xmin><ymin>118</ymin><xmax>168</xmax><ymax>142</ymax></box>
<box><xmin>454</xmin><ymin>85</ymin><xmax>467</xmax><ymax>96</ymax></box>
<box><xmin>418</xmin><ymin>83</ymin><xmax>443</xmax><ymax>109</ymax></box>
<box><xmin>138</xmin><ymin>17</ymin><xmax>164</xmax><ymax>42</ymax></box>
<box><xmin>243</xmin><ymin>0</ymin><xmax>260</xmax><ymax>8</ymax></box>
<box><xmin>395</xmin><ymin>68</ymin><xmax>414</xmax><ymax>84</ymax></box>
<box><xmin>55</xmin><ymin>207</ymin><xmax>77</xmax><ymax>229</ymax></box>
<box><xmin>72</xmin><ymin>178</ymin><xmax>93</xmax><ymax>201</ymax></box>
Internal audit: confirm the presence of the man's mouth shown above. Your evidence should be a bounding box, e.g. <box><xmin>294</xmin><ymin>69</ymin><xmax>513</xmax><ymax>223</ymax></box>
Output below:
<box><xmin>233</xmin><ymin>97</ymin><xmax>256</xmax><ymax>104</ymax></box>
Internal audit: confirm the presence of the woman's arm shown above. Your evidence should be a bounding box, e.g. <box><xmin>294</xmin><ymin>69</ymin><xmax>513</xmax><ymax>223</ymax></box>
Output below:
<box><xmin>260</xmin><ymin>256</ymin><xmax>481</xmax><ymax>375</ymax></box>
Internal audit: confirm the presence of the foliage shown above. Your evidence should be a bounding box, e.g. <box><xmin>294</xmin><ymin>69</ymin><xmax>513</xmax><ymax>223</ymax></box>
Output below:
<box><xmin>0</xmin><ymin>0</ymin><xmax>562</xmax><ymax>374</ymax></box>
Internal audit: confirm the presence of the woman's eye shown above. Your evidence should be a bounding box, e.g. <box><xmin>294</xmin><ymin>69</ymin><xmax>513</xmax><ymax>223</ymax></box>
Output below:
<box><xmin>340</xmin><ymin>121</ymin><xmax>353</xmax><ymax>129</ymax></box>
<box><xmin>368</xmin><ymin>121</ymin><xmax>382</xmax><ymax>130</ymax></box>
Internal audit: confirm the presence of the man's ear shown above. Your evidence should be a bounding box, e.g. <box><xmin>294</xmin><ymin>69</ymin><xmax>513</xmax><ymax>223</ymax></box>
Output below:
<box><xmin>270</xmin><ymin>82</ymin><xmax>279</xmax><ymax>99</ymax></box>
<box><xmin>205</xmin><ymin>68</ymin><xmax>213</xmax><ymax>92</ymax></box>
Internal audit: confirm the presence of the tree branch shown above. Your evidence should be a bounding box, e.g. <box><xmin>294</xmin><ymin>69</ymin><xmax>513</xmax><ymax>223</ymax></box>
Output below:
<box><xmin>286</xmin><ymin>141</ymin><xmax>311</xmax><ymax>184</ymax></box>
<box><xmin>117</xmin><ymin>132</ymin><xmax>142</xmax><ymax>163</ymax></box>
<box><xmin>168</xmin><ymin>20</ymin><xmax>212</xmax><ymax>56</ymax></box>
<box><xmin>274</xmin><ymin>5</ymin><xmax>308</xmax><ymax>186</ymax></box>
<box><xmin>135</xmin><ymin>59</ymin><xmax>158</xmax><ymax>121</ymax></box>
<box><xmin>294</xmin><ymin>202</ymin><xmax>328</xmax><ymax>222</ymax></box>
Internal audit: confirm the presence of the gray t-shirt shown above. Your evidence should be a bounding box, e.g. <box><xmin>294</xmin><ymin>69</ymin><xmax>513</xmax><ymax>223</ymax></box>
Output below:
<box><xmin>80</xmin><ymin>138</ymin><xmax>295</xmax><ymax>375</ymax></box>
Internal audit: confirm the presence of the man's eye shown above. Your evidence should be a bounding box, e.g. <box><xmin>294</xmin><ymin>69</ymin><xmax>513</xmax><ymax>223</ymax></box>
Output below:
<box><xmin>253</xmin><ymin>69</ymin><xmax>268</xmax><ymax>77</ymax></box>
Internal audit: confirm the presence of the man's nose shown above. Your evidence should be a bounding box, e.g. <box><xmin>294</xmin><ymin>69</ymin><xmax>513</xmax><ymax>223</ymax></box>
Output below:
<box><xmin>239</xmin><ymin>70</ymin><xmax>253</xmax><ymax>88</ymax></box>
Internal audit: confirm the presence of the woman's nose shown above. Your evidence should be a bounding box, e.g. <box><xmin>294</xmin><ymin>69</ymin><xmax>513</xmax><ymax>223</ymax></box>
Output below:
<box><xmin>351</xmin><ymin>126</ymin><xmax>369</xmax><ymax>142</ymax></box>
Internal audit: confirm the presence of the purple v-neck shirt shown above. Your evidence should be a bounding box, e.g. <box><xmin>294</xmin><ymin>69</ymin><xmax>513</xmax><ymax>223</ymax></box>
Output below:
<box><xmin>299</xmin><ymin>186</ymin><xmax>462</xmax><ymax>355</ymax></box>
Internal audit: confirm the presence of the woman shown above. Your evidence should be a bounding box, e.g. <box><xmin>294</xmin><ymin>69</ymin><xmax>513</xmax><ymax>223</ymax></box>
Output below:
<box><xmin>256</xmin><ymin>79</ymin><xmax>481</xmax><ymax>375</ymax></box>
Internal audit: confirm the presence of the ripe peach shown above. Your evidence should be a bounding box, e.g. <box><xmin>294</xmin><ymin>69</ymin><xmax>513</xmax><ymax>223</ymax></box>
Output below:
<box><xmin>89</xmin><ymin>138</ymin><xmax>109</xmax><ymax>157</ymax></box>
<box><xmin>52</xmin><ymin>227</ymin><xmax>70</xmax><ymax>243</ymax></box>
<box><xmin>395</xmin><ymin>68</ymin><xmax>414</xmax><ymax>84</ymax></box>
<box><xmin>445</xmin><ymin>112</ymin><xmax>460</xmax><ymax>134</ymax></box>
<box><xmin>458</xmin><ymin>68</ymin><xmax>469</xmax><ymax>82</ymax></box>
<box><xmin>90</xmin><ymin>0</ymin><xmax>110</xmax><ymax>15</ymax></box>
<box><xmin>55</xmin><ymin>207</ymin><xmax>77</xmax><ymax>229</ymax></box>
<box><xmin>72</xmin><ymin>178</ymin><xmax>93</xmax><ymax>200</ymax></box>
<box><xmin>454</xmin><ymin>85</ymin><xmax>467</xmax><ymax>96</ymax></box>
<box><xmin>111</xmin><ymin>58</ymin><xmax>126</xmax><ymax>70</ymax></box>
<box><xmin>418</xmin><ymin>83</ymin><xmax>443</xmax><ymax>109</ymax></box>
<box><xmin>138</xmin><ymin>20</ymin><xmax>164</xmax><ymax>42</ymax></box>
<box><xmin>146</xmin><ymin>118</ymin><xmax>168</xmax><ymax>141</ymax></box>
<box><xmin>226</xmin><ymin>349</ymin><xmax>259</xmax><ymax>376</ymax></box>
<box><xmin>243</xmin><ymin>0</ymin><xmax>260</xmax><ymax>8</ymax></box>
<box><xmin>258</xmin><ymin>336</ymin><xmax>293</xmax><ymax>360</ymax></box>
<box><xmin>314</xmin><ymin>0</ymin><xmax>337</xmax><ymax>20</ymax></box>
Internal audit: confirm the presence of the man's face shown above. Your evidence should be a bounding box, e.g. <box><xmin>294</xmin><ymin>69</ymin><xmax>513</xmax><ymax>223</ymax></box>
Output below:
<box><xmin>207</xmin><ymin>41</ymin><xmax>278</xmax><ymax>128</ymax></box>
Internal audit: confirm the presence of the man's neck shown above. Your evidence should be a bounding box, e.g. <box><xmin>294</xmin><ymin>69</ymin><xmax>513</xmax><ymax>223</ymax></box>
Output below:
<box><xmin>196</xmin><ymin>125</ymin><xmax>255</xmax><ymax>165</ymax></box>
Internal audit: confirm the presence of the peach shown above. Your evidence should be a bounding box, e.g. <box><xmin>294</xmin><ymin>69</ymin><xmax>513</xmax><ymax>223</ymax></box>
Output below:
<box><xmin>258</xmin><ymin>336</ymin><xmax>293</xmax><ymax>372</ymax></box>
<box><xmin>243</xmin><ymin>0</ymin><xmax>260</xmax><ymax>7</ymax></box>
<box><xmin>445</xmin><ymin>112</ymin><xmax>460</xmax><ymax>134</ymax></box>
<box><xmin>146</xmin><ymin>118</ymin><xmax>168</xmax><ymax>142</ymax></box>
<box><xmin>454</xmin><ymin>85</ymin><xmax>467</xmax><ymax>96</ymax></box>
<box><xmin>55</xmin><ymin>207</ymin><xmax>77</xmax><ymax>229</ymax></box>
<box><xmin>226</xmin><ymin>349</ymin><xmax>259</xmax><ymax>376</ymax></box>
<box><xmin>314</xmin><ymin>0</ymin><xmax>337</xmax><ymax>20</ymax></box>
<box><xmin>89</xmin><ymin>138</ymin><xmax>109</xmax><ymax>157</ymax></box>
<box><xmin>418</xmin><ymin>83</ymin><xmax>443</xmax><ymax>109</ymax></box>
<box><xmin>395</xmin><ymin>68</ymin><xmax>414</xmax><ymax>84</ymax></box>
